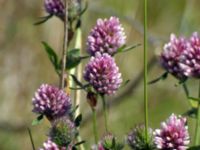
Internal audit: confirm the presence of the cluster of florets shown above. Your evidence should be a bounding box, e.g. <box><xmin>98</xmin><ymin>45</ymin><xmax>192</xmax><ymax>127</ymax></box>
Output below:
<box><xmin>127</xmin><ymin>125</ymin><xmax>155</xmax><ymax>150</ymax></box>
<box><xmin>87</xmin><ymin>16</ymin><xmax>126</xmax><ymax>56</ymax></box>
<box><xmin>32</xmin><ymin>84</ymin><xmax>71</xmax><ymax>121</ymax></box>
<box><xmin>44</xmin><ymin>0</ymin><xmax>65</xmax><ymax>20</ymax></box>
<box><xmin>154</xmin><ymin>114</ymin><xmax>190</xmax><ymax>150</ymax></box>
<box><xmin>127</xmin><ymin>114</ymin><xmax>190</xmax><ymax>150</ymax></box>
<box><xmin>160</xmin><ymin>32</ymin><xmax>200</xmax><ymax>80</ymax></box>
<box><xmin>39</xmin><ymin>139</ymin><xmax>63</xmax><ymax>150</ymax></box>
<box><xmin>84</xmin><ymin>52</ymin><xmax>122</xmax><ymax>95</ymax></box>
<box><xmin>50</xmin><ymin>117</ymin><xmax>77</xmax><ymax>147</ymax></box>
<box><xmin>84</xmin><ymin>16</ymin><xmax>126</xmax><ymax>95</ymax></box>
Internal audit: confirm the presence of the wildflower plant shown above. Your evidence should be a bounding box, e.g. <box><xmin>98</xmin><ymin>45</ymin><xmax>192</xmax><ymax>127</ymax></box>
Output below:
<box><xmin>27</xmin><ymin>0</ymin><xmax>200</xmax><ymax>150</ymax></box>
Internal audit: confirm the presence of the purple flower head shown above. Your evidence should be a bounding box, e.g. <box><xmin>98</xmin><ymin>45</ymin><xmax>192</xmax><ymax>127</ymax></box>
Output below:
<box><xmin>32</xmin><ymin>84</ymin><xmax>71</xmax><ymax>121</ymax></box>
<box><xmin>179</xmin><ymin>32</ymin><xmax>200</xmax><ymax>78</ymax></box>
<box><xmin>160</xmin><ymin>34</ymin><xmax>190</xmax><ymax>80</ymax></box>
<box><xmin>87</xmin><ymin>16</ymin><xmax>126</xmax><ymax>56</ymax></box>
<box><xmin>154</xmin><ymin>114</ymin><xmax>190</xmax><ymax>150</ymax></box>
<box><xmin>127</xmin><ymin>125</ymin><xmax>155</xmax><ymax>150</ymax></box>
<box><xmin>84</xmin><ymin>52</ymin><xmax>122</xmax><ymax>95</ymax></box>
<box><xmin>39</xmin><ymin>139</ymin><xmax>60</xmax><ymax>150</ymax></box>
<box><xmin>44</xmin><ymin>0</ymin><xmax>65</xmax><ymax>20</ymax></box>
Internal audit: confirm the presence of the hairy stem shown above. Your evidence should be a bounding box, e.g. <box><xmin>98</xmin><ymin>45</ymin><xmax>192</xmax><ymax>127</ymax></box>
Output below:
<box><xmin>144</xmin><ymin>0</ymin><xmax>149</xmax><ymax>143</ymax></box>
<box><xmin>60</xmin><ymin>0</ymin><xmax>69</xmax><ymax>89</ymax></box>
<box><xmin>92</xmin><ymin>108</ymin><xmax>98</xmax><ymax>144</ymax></box>
<box><xmin>101</xmin><ymin>95</ymin><xmax>108</xmax><ymax>132</ymax></box>
<box><xmin>195</xmin><ymin>81</ymin><xmax>200</xmax><ymax>145</ymax></box>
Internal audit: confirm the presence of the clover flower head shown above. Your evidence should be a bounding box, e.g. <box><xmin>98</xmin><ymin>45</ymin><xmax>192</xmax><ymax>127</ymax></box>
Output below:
<box><xmin>44</xmin><ymin>0</ymin><xmax>65</xmax><ymax>20</ymax></box>
<box><xmin>154</xmin><ymin>114</ymin><xmax>190</xmax><ymax>150</ymax></box>
<box><xmin>87</xmin><ymin>16</ymin><xmax>126</xmax><ymax>56</ymax></box>
<box><xmin>84</xmin><ymin>53</ymin><xmax>122</xmax><ymax>95</ymax></box>
<box><xmin>160</xmin><ymin>34</ymin><xmax>190</xmax><ymax>80</ymax></box>
<box><xmin>39</xmin><ymin>139</ymin><xmax>60</xmax><ymax>150</ymax></box>
<box><xmin>179</xmin><ymin>32</ymin><xmax>200</xmax><ymax>78</ymax></box>
<box><xmin>32</xmin><ymin>84</ymin><xmax>71</xmax><ymax>121</ymax></box>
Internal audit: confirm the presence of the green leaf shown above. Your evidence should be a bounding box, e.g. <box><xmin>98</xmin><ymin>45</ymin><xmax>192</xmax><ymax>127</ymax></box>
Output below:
<box><xmin>66</xmin><ymin>49</ymin><xmax>81</xmax><ymax>70</ymax></box>
<box><xmin>188</xmin><ymin>146</ymin><xmax>200</xmax><ymax>150</ymax></box>
<box><xmin>79</xmin><ymin>1</ymin><xmax>88</xmax><ymax>17</ymax></box>
<box><xmin>182</xmin><ymin>83</ymin><xmax>189</xmax><ymax>97</ymax></box>
<box><xmin>74</xmin><ymin>114</ymin><xmax>82</xmax><ymax>127</ymax></box>
<box><xmin>70</xmin><ymin>74</ymin><xmax>84</xmax><ymax>88</ymax></box>
<box><xmin>42</xmin><ymin>42</ymin><xmax>59</xmax><ymax>71</ymax></box>
<box><xmin>32</xmin><ymin>115</ymin><xmax>43</xmax><ymax>126</ymax></box>
<box><xmin>116</xmin><ymin>45</ymin><xmax>126</xmax><ymax>53</ymax></box>
<box><xmin>148</xmin><ymin>72</ymin><xmax>168</xmax><ymax>84</ymax></box>
<box><xmin>120</xmin><ymin>79</ymin><xmax>130</xmax><ymax>88</ymax></box>
<box><xmin>116</xmin><ymin>43</ymin><xmax>141</xmax><ymax>54</ymax></box>
<box><xmin>182</xmin><ymin>107</ymin><xmax>197</xmax><ymax>118</ymax></box>
<box><xmin>34</xmin><ymin>15</ymin><xmax>53</xmax><ymax>26</ymax></box>
<box><xmin>188</xmin><ymin>97</ymin><xmax>199</xmax><ymax>108</ymax></box>
<box><xmin>74</xmin><ymin>141</ymin><xmax>85</xmax><ymax>146</ymax></box>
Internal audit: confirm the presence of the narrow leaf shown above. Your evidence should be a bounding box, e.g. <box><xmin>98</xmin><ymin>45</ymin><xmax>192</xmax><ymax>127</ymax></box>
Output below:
<box><xmin>148</xmin><ymin>72</ymin><xmax>168</xmax><ymax>84</ymax></box>
<box><xmin>120</xmin><ymin>79</ymin><xmax>130</xmax><ymax>88</ymax></box>
<box><xmin>182</xmin><ymin>107</ymin><xmax>197</xmax><ymax>118</ymax></box>
<box><xmin>74</xmin><ymin>114</ymin><xmax>82</xmax><ymax>127</ymax></box>
<box><xmin>182</xmin><ymin>83</ymin><xmax>189</xmax><ymax>97</ymax></box>
<box><xmin>34</xmin><ymin>15</ymin><xmax>53</xmax><ymax>25</ymax></box>
<box><xmin>66</xmin><ymin>49</ymin><xmax>81</xmax><ymax>70</ymax></box>
<box><xmin>79</xmin><ymin>1</ymin><xmax>88</xmax><ymax>16</ymax></box>
<box><xmin>42</xmin><ymin>42</ymin><xmax>59</xmax><ymax>70</ymax></box>
<box><xmin>32</xmin><ymin>115</ymin><xmax>43</xmax><ymax>126</ymax></box>
<box><xmin>74</xmin><ymin>141</ymin><xmax>85</xmax><ymax>146</ymax></box>
<box><xmin>121</xmin><ymin>43</ymin><xmax>141</xmax><ymax>52</ymax></box>
<box><xmin>187</xmin><ymin>146</ymin><xmax>200</xmax><ymax>150</ymax></box>
<box><xmin>70</xmin><ymin>74</ymin><xmax>84</xmax><ymax>88</ymax></box>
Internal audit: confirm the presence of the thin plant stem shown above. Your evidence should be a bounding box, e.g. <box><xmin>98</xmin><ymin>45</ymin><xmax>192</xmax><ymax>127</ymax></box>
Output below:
<box><xmin>60</xmin><ymin>0</ymin><xmax>69</xmax><ymax>89</ymax></box>
<box><xmin>74</xmin><ymin>28</ymin><xmax>82</xmax><ymax>116</ymax></box>
<box><xmin>144</xmin><ymin>0</ymin><xmax>149</xmax><ymax>143</ymax></box>
<box><xmin>194</xmin><ymin>81</ymin><xmax>200</xmax><ymax>145</ymax></box>
<box><xmin>92</xmin><ymin>108</ymin><xmax>98</xmax><ymax>144</ymax></box>
<box><xmin>27</xmin><ymin>128</ymin><xmax>36</xmax><ymax>150</ymax></box>
<box><xmin>73</xmin><ymin>1</ymin><xmax>85</xmax><ymax>149</ymax></box>
<box><xmin>101</xmin><ymin>95</ymin><xmax>108</xmax><ymax>132</ymax></box>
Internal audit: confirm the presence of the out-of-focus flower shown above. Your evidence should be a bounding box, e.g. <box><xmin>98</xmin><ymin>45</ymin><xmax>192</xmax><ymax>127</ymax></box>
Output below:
<box><xmin>91</xmin><ymin>133</ymin><xmax>123</xmax><ymax>150</ymax></box>
<box><xmin>32</xmin><ymin>84</ymin><xmax>71</xmax><ymax>121</ymax></box>
<box><xmin>44</xmin><ymin>0</ymin><xmax>65</xmax><ymax>20</ymax></box>
<box><xmin>154</xmin><ymin>114</ymin><xmax>190</xmax><ymax>150</ymax></box>
<box><xmin>127</xmin><ymin>125</ymin><xmax>155</xmax><ymax>150</ymax></box>
<box><xmin>50</xmin><ymin>117</ymin><xmax>77</xmax><ymax>147</ymax></box>
<box><xmin>39</xmin><ymin>139</ymin><xmax>60</xmax><ymax>150</ymax></box>
<box><xmin>91</xmin><ymin>143</ymin><xmax>105</xmax><ymax>150</ymax></box>
<box><xmin>84</xmin><ymin>53</ymin><xmax>122</xmax><ymax>95</ymax></box>
<box><xmin>179</xmin><ymin>32</ymin><xmax>200</xmax><ymax>78</ymax></box>
<box><xmin>87</xmin><ymin>16</ymin><xmax>126</xmax><ymax>56</ymax></box>
<box><xmin>160</xmin><ymin>34</ymin><xmax>190</xmax><ymax>80</ymax></box>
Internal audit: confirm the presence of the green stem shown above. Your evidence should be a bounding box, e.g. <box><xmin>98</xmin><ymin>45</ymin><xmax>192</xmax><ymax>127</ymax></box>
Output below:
<box><xmin>60</xmin><ymin>0</ymin><xmax>69</xmax><ymax>89</ymax></box>
<box><xmin>27</xmin><ymin>128</ymin><xmax>36</xmax><ymax>150</ymax></box>
<box><xmin>92</xmin><ymin>109</ymin><xmax>98</xmax><ymax>144</ymax></box>
<box><xmin>194</xmin><ymin>81</ymin><xmax>200</xmax><ymax>145</ymax></box>
<box><xmin>144</xmin><ymin>0</ymin><xmax>149</xmax><ymax>143</ymax></box>
<box><xmin>101</xmin><ymin>95</ymin><xmax>108</xmax><ymax>132</ymax></box>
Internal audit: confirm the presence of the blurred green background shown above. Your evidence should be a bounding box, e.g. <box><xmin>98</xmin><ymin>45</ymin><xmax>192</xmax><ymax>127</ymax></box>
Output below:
<box><xmin>0</xmin><ymin>0</ymin><xmax>200</xmax><ymax>149</ymax></box>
